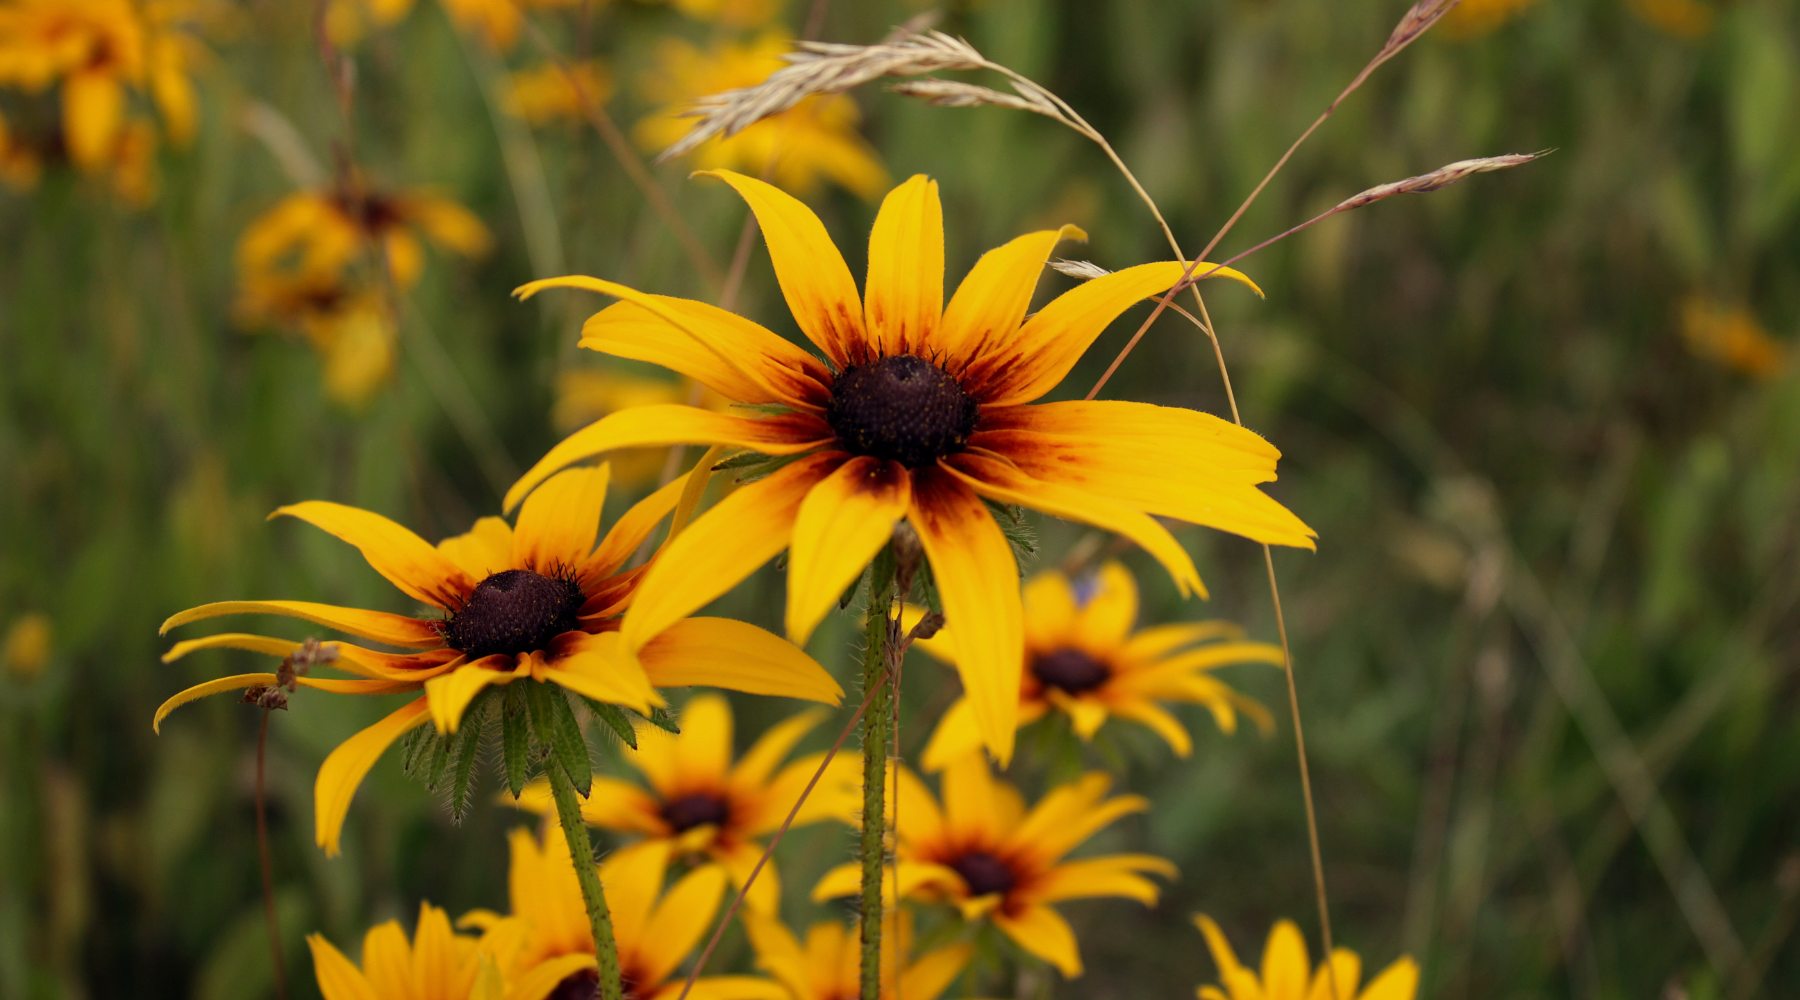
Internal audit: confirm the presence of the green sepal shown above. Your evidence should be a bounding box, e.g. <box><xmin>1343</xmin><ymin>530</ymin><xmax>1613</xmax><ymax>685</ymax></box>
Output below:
<box><xmin>448</xmin><ymin>688</ymin><xmax>494</xmax><ymax>822</ymax></box>
<box><xmin>870</xmin><ymin>542</ymin><xmax>897</xmax><ymax>602</ymax></box>
<box><xmin>501</xmin><ymin>682</ymin><xmax>530</xmax><ymax>798</ymax></box>
<box><xmin>915</xmin><ymin>559</ymin><xmax>944</xmax><ymax>616</ymax></box>
<box><xmin>710</xmin><ymin>450</ymin><xmax>773</xmax><ymax>471</ymax></box>
<box><xmin>581</xmin><ymin>697</ymin><xmax>639</xmax><ymax>750</ymax></box>
<box><xmin>528</xmin><ymin>682</ymin><xmax>593</xmax><ymax>798</ymax></box>
<box><xmin>635</xmin><ymin>705</ymin><xmax>681</xmax><ymax>735</ymax></box>
<box><xmin>723</xmin><ymin>450</ymin><xmax>808</xmax><ymax>484</ymax></box>
<box><xmin>982</xmin><ymin>499</ymin><xmax>1038</xmax><ymax>565</ymax></box>
<box><xmin>837</xmin><ymin>566</ymin><xmax>865</xmax><ymax>611</ymax></box>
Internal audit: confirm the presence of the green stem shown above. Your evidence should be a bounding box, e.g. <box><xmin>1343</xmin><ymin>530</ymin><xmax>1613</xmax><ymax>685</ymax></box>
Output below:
<box><xmin>545</xmin><ymin>745</ymin><xmax>624</xmax><ymax>1000</ymax></box>
<box><xmin>859</xmin><ymin>582</ymin><xmax>893</xmax><ymax>1000</ymax></box>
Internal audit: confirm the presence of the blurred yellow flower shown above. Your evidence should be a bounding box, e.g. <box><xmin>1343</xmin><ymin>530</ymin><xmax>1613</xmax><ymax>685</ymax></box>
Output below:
<box><xmin>322</xmin><ymin>0</ymin><xmax>416</xmax><ymax>48</ymax></box>
<box><xmin>813</xmin><ymin>754</ymin><xmax>1174</xmax><ymax>978</ymax></box>
<box><xmin>237</xmin><ymin>175</ymin><xmax>491</xmax><ymax>293</ymax></box>
<box><xmin>1440</xmin><ymin>0</ymin><xmax>1540</xmax><ymax>38</ymax></box>
<box><xmin>505</xmin><ymin>59</ymin><xmax>612</xmax><ymax>125</ymax></box>
<box><xmin>666</xmin><ymin>0</ymin><xmax>782</xmax><ymax>30</ymax></box>
<box><xmin>460</xmin><ymin>830</ymin><xmax>787</xmax><ymax>1000</ymax></box>
<box><xmin>553</xmin><ymin>370</ymin><xmax>729</xmax><ymax>485</ymax></box>
<box><xmin>3</xmin><ymin>613</ymin><xmax>52</xmax><ymax>679</ymax></box>
<box><xmin>1626</xmin><ymin>0</ymin><xmax>1716</xmax><ymax>39</ymax></box>
<box><xmin>743</xmin><ymin>909</ymin><xmax>971</xmax><ymax>1000</ymax></box>
<box><xmin>914</xmin><ymin>560</ymin><xmax>1281</xmax><ymax>769</ymax></box>
<box><xmin>1193</xmin><ymin>914</ymin><xmax>1419</xmax><ymax>1000</ymax></box>
<box><xmin>634</xmin><ymin>30</ymin><xmax>887</xmax><ymax>200</ymax></box>
<box><xmin>0</xmin><ymin>0</ymin><xmax>204</xmax><ymax>174</ymax></box>
<box><xmin>1680</xmin><ymin>296</ymin><xmax>1787</xmax><ymax>381</ymax></box>
<box><xmin>308</xmin><ymin>901</ymin><xmax>517</xmax><ymax>1000</ymax></box>
<box><xmin>154</xmin><ymin>464</ymin><xmax>840</xmax><ymax>855</ymax></box>
<box><xmin>512</xmin><ymin>692</ymin><xmax>860</xmax><ymax>912</ymax></box>
<box><xmin>234</xmin><ymin>272</ymin><xmax>398</xmax><ymax>406</ymax></box>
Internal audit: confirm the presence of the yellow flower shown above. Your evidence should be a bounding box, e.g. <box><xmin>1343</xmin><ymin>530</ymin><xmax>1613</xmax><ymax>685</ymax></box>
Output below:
<box><xmin>506</xmin><ymin>59</ymin><xmax>612</xmax><ymax>125</ymax></box>
<box><xmin>233</xmin><ymin>272</ymin><xmax>399</xmax><ymax>406</ymax></box>
<box><xmin>812</xmin><ymin>754</ymin><xmax>1174</xmax><ymax>978</ymax></box>
<box><xmin>742</xmin><ymin>909</ymin><xmax>971</xmax><ymax>1000</ymax></box>
<box><xmin>510</xmin><ymin>171</ymin><xmax>1312</xmax><ymax>764</ymax></box>
<box><xmin>3</xmin><ymin>612</ymin><xmax>52</xmax><ymax>679</ymax></box>
<box><xmin>512</xmin><ymin>692</ymin><xmax>859</xmax><ymax>913</ymax></box>
<box><xmin>1438</xmin><ymin>0</ymin><xmax>1540</xmax><ymax>38</ymax></box>
<box><xmin>634</xmin><ymin>31</ymin><xmax>886</xmax><ymax>200</ymax></box>
<box><xmin>1680</xmin><ymin>296</ymin><xmax>1787</xmax><ymax>381</ymax></box>
<box><xmin>916</xmin><ymin>560</ymin><xmax>1279</xmax><ymax>769</ymax></box>
<box><xmin>462</xmin><ymin>829</ymin><xmax>787</xmax><ymax>1000</ymax></box>
<box><xmin>322</xmin><ymin>0</ymin><xmax>416</xmax><ymax>48</ymax></box>
<box><xmin>154</xmin><ymin>462</ymin><xmax>842</xmax><ymax>855</ymax></box>
<box><xmin>1193</xmin><ymin>915</ymin><xmax>1419</xmax><ymax>1000</ymax></box>
<box><xmin>308</xmin><ymin>901</ymin><xmax>514</xmax><ymax>1000</ymax></box>
<box><xmin>665</xmin><ymin>0</ymin><xmax>781</xmax><ymax>30</ymax></box>
<box><xmin>237</xmin><ymin>176</ymin><xmax>491</xmax><ymax>293</ymax></box>
<box><xmin>1626</xmin><ymin>0</ymin><xmax>1716</xmax><ymax>39</ymax></box>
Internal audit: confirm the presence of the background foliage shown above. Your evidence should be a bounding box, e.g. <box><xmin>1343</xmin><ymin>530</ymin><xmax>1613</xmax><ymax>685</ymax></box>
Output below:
<box><xmin>2</xmin><ymin>0</ymin><xmax>1797</xmax><ymax>997</ymax></box>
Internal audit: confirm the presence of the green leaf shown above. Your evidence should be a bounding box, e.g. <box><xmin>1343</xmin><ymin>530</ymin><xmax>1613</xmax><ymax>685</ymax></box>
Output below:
<box><xmin>581</xmin><ymin>696</ymin><xmax>639</xmax><ymax>750</ymax></box>
<box><xmin>724</xmin><ymin>450</ymin><xmax>809</xmax><ymax>483</ymax></box>
<box><xmin>528</xmin><ymin>682</ymin><xmax>593</xmax><ymax>798</ymax></box>
<box><xmin>502</xmin><ymin>682</ymin><xmax>530</xmax><ymax>799</ymax></box>
<box><xmin>915</xmin><ymin>559</ymin><xmax>943</xmax><ymax>616</ymax></box>
<box><xmin>448</xmin><ymin>689</ymin><xmax>494</xmax><ymax>822</ymax></box>
<box><xmin>870</xmin><ymin>541</ymin><xmax>897</xmax><ymax>601</ymax></box>
<box><xmin>837</xmin><ymin>565</ymin><xmax>865</xmax><ymax>610</ymax></box>
<box><xmin>982</xmin><ymin>499</ymin><xmax>1038</xmax><ymax>564</ymax></box>
<box><xmin>635</xmin><ymin>705</ymin><xmax>681</xmax><ymax>735</ymax></box>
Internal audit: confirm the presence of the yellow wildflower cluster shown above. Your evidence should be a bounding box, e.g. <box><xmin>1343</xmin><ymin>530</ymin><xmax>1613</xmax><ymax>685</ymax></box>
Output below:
<box><xmin>0</xmin><ymin>0</ymin><xmax>209</xmax><ymax>202</ymax></box>
<box><xmin>1680</xmin><ymin>296</ymin><xmax>1788</xmax><ymax>381</ymax></box>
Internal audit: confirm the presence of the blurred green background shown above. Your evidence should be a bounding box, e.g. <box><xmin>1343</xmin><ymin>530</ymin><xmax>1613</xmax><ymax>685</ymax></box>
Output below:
<box><xmin>3</xmin><ymin>0</ymin><xmax>1798</xmax><ymax>997</ymax></box>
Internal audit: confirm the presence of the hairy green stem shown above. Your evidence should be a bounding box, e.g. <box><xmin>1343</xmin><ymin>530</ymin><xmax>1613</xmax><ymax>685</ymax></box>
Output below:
<box><xmin>544</xmin><ymin>738</ymin><xmax>623</xmax><ymax>1000</ymax></box>
<box><xmin>859</xmin><ymin>582</ymin><xmax>893</xmax><ymax>1000</ymax></box>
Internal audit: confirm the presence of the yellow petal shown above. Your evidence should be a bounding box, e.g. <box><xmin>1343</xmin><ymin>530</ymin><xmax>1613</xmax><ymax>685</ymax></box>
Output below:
<box><xmin>1194</xmin><ymin>914</ymin><xmax>1249</xmax><ymax>982</ymax></box>
<box><xmin>438</xmin><ymin>516</ymin><xmax>516</xmax><ymax>581</ymax></box>
<box><xmin>971</xmin><ymin>260</ymin><xmax>1262</xmax><ymax>406</ymax></box>
<box><xmin>513</xmin><ymin>464</ymin><xmax>612</xmax><ymax>574</ymax></box>
<box><xmin>542</xmin><ymin>631</ymin><xmax>664</xmax><ymax>713</ymax></box>
<box><xmin>786</xmin><ymin>456</ymin><xmax>911</xmax><ymax>646</ymax></box>
<box><xmin>1107</xmin><ymin>698</ymin><xmax>1194</xmax><ymax>756</ymax></box>
<box><xmin>519</xmin><ymin>275</ymin><xmax>825</xmax><ymax>410</ymax></box>
<box><xmin>157</xmin><ymin>633</ymin><xmax>443</xmax><ymax>682</ymax></box>
<box><xmin>695</xmin><ymin>170</ymin><xmax>866</xmax><ymax>365</ymax></box>
<box><xmin>504</xmin><ymin>405</ymin><xmax>829</xmax><ymax>514</ymax></box>
<box><xmin>940</xmin><ymin>225</ymin><xmax>1086</xmax><ymax>365</ymax></box>
<box><xmin>153</xmin><ymin>673</ymin><xmax>276</xmax><ymax>733</ymax></box>
<box><xmin>1120</xmin><ymin>621</ymin><xmax>1246</xmax><ymax>661</ymax></box>
<box><xmin>1012</xmin><ymin>775</ymin><xmax>1146</xmax><ymax>868</ymax></box>
<box><xmin>1072</xmin><ymin>561</ymin><xmax>1139</xmax><ymax>649</ymax></box>
<box><xmin>307</xmin><ymin>934</ymin><xmax>380</xmax><ymax>1000</ymax></box>
<box><xmin>637</xmin><ymin>862</ymin><xmax>727</xmax><ymax>985</ymax></box>
<box><xmin>1262</xmin><ymin>920</ymin><xmax>1312</xmax><ymax>1000</ymax></box>
<box><xmin>898</xmin><ymin>942</ymin><xmax>974</xmax><ymax>1000</ymax></box>
<box><xmin>638</xmin><ymin>617</ymin><xmax>843</xmax><ymax>705</ymax></box>
<box><xmin>315</xmin><ymin>696</ymin><xmax>432</xmax><ymax>855</ymax></box>
<box><xmin>864</xmin><ymin>174</ymin><xmax>943</xmax><ymax>358</ymax></box>
<box><xmin>273</xmin><ymin>502</ymin><xmax>476</xmax><ymax>609</ymax></box>
<box><xmin>940</xmin><ymin>752</ymin><xmax>1008</xmax><ymax>843</ymax></box>
<box><xmin>1049</xmin><ymin>690</ymin><xmax>1109</xmax><ymax>740</ymax></box>
<box><xmin>384</xmin><ymin>229</ymin><xmax>424</xmax><ymax>290</ymax></box>
<box><xmin>618</xmin><ymin>453</ymin><xmax>835</xmax><ymax>651</ymax></box>
<box><xmin>893</xmin><ymin>762</ymin><xmax>946</xmax><ymax>847</ymax></box>
<box><xmin>1026</xmin><ymin>854</ymin><xmax>1175</xmax><ymax>905</ymax></box>
<box><xmin>160</xmin><ymin>600</ymin><xmax>446</xmax><ymax>648</ymax></box>
<box><xmin>909</xmin><ymin>469</ymin><xmax>1023</xmax><ymax>765</ymax></box>
<box><xmin>507</xmin><ymin>953</ymin><xmax>597</xmax><ymax>1000</ymax></box>
<box><xmin>741</xmin><ymin>911</ymin><xmax>813</xmax><ymax>1000</ymax></box>
<box><xmin>424</xmin><ymin>664</ymin><xmax>519</xmax><ymax>734</ymax></box>
<box><xmin>586</xmin><ymin>474</ymin><xmax>688</xmax><ymax>579</ymax></box>
<box><xmin>599</xmin><ymin>839</ymin><xmax>674</xmax><ymax>955</ymax></box>
<box><xmin>729</xmin><ymin>706</ymin><xmax>826</xmax><ymax>794</ymax></box>
<box><xmin>62</xmin><ymin>70</ymin><xmax>121</xmax><ymax>170</ymax></box>
<box><xmin>406</xmin><ymin>195</ymin><xmax>493</xmax><ymax>256</ymax></box>
<box><xmin>943</xmin><ymin>453</ymin><xmax>1204</xmax><ymax>599</ymax></box>
<box><xmin>360</xmin><ymin>920</ymin><xmax>413</xmax><ymax>998</ymax></box>
<box><xmin>899</xmin><ymin>603</ymin><xmax>956</xmax><ymax>662</ymax></box>
<box><xmin>673</xmin><ymin>693</ymin><xmax>734</xmax><ymax>788</ymax></box>
<box><xmin>991</xmin><ymin>904</ymin><xmax>1083</xmax><ymax>978</ymax></box>
<box><xmin>919</xmin><ymin>698</ymin><xmax>984</xmax><ymax>772</ymax></box>
<box><xmin>1306</xmin><ymin>949</ymin><xmax>1362</xmax><ymax>1000</ymax></box>
<box><xmin>410</xmin><ymin>902</ymin><xmax>460</xmax><ymax>999</ymax></box>
<box><xmin>1356</xmin><ymin>956</ymin><xmax>1419</xmax><ymax>1000</ymax></box>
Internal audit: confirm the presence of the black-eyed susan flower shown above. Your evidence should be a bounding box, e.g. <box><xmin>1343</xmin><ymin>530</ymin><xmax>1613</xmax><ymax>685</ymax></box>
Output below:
<box><xmin>510</xmin><ymin>171</ymin><xmax>1313</xmax><ymax>764</ymax></box>
<box><xmin>463</xmin><ymin>828</ymin><xmax>788</xmax><ymax>1000</ymax></box>
<box><xmin>661</xmin><ymin>0</ymin><xmax>781</xmax><ymax>30</ymax></box>
<box><xmin>1193</xmin><ymin>915</ymin><xmax>1419</xmax><ymax>1000</ymax></box>
<box><xmin>812</xmin><ymin>754</ymin><xmax>1173</xmax><ymax>977</ymax></box>
<box><xmin>916</xmin><ymin>559</ymin><xmax>1279</xmax><ymax>769</ymax></box>
<box><xmin>505</xmin><ymin>59</ymin><xmax>612</xmax><ymax>126</ymax></box>
<box><xmin>155</xmin><ymin>463</ymin><xmax>841</xmax><ymax>854</ymax></box>
<box><xmin>234</xmin><ymin>272</ymin><xmax>399</xmax><ymax>406</ymax></box>
<box><xmin>634</xmin><ymin>32</ymin><xmax>886</xmax><ymax>200</ymax></box>
<box><xmin>1680</xmin><ymin>296</ymin><xmax>1787</xmax><ymax>381</ymax></box>
<box><xmin>236</xmin><ymin>172</ymin><xmax>491</xmax><ymax>294</ymax></box>
<box><xmin>742</xmin><ymin>909</ymin><xmax>972</xmax><ymax>1000</ymax></box>
<box><xmin>309</xmin><ymin>901</ymin><xmax>516</xmax><ymax>1000</ymax></box>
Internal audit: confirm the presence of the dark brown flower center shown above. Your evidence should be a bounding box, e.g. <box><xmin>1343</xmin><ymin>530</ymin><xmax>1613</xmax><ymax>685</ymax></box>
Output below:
<box><xmin>947</xmin><ymin>849</ymin><xmax>1016</xmax><ymax>898</ymax></box>
<box><xmin>440</xmin><ymin>569</ymin><xmax>585</xmax><ymax>660</ymax></box>
<box><xmin>1031</xmin><ymin>647</ymin><xmax>1111</xmax><ymax>694</ymax></box>
<box><xmin>549</xmin><ymin>969</ymin><xmax>598</xmax><ymax>1000</ymax></box>
<box><xmin>661</xmin><ymin>792</ymin><xmax>731</xmax><ymax>833</ymax></box>
<box><xmin>827</xmin><ymin>355</ymin><xmax>978</xmax><ymax>468</ymax></box>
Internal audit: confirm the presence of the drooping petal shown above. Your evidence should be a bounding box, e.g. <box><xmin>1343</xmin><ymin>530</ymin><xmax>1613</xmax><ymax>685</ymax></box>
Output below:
<box><xmin>542</xmin><ymin>631</ymin><xmax>664</xmax><ymax>713</ymax></box>
<box><xmin>157</xmin><ymin>633</ymin><xmax>452</xmax><ymax>682</ymax></box>
<box><xmin>637</xmin><ymin>863</ymin><xmax>728</xmax><ymax>986</ymax></box>
<box><xmin>696</xmin><ymin>170</ymin><xmax>866</xmax><ymax>365</ymax></box>
<box><xmin>991</xmin><ymin>904</ymin><xmax>1083</xmax><ymax>978</ymax></box>
<box><xmin>898</xmin><ymin>942</ymin><xmax>975</xmax><ymax>1000</ymax></box>
<box><xmin>438</xmin><ymin>516</ymin><xmax>516</xmax><ymax>581</ymax></box>
<box><xmin>1048</xmin><ymin>690</ymin><xmax>1109</xmax><ymax>740</ymax></box>
<box><xmin>585</xmin><ymin>473</ymin><xmax>689</xmax><ymax>581</ymax></box>
<box><xmin>1194</xmin><ymin>915</ymin><xmax>1251</xmax><ymax>984</ymax></box>
<box><xmin>638</xmin><ymin>617</ymin><xmax>843</xmax><ymax>705</ymax></box>
<box><xmin>1106</xmin><ymin>698</ymin><xmax>1195</xmax><ymax>756</ymax></box>
<box><xmin>1024</xmin><ymin>854</ymin><xmax>1176</xmax><ymax>905</ymax></box>
<box><xmin>908</xmin><ymin>468</ymin><xmax>1023</xmax><ymax>765</ymax></box>
<box><xmin>160</xmin><ymin>600</ymin><xmax>446</xmax><ymax>649</ymax></box>
<box><xmin>980</xmin><ymin>399</ymin><xmax>1284</xmax><ymax>479</ymax></box>
<box><xmin>672</xmin><ymin>693</ymin><xmax>734</xmax><ymax>789</ymax></box>
<box><xmin>786</xmin><ymin>456</ymin><xmax>911</xmax><ymax>646</ymax></box>
<box><xmin>618</xmin><ymin>453</ymin><xmax>838</xmax><ymax>651</ymax></box>
<box><xmin>315</xmin><ymin>696</ymin><xmax>433</xmax><ymax>855</ymax></box>
<box><xmin>505</xmin><ymin>405</ymin><xmax>830</xmax><ymax>514</ymax></box>
<box><xmin>575</xmin><ymin>296</ymin><xmax>831</xmax><ymax>408</ymax></box>
<box><xmin>939</xmin><ymin>225</ymin><xmax>1086</xmax><ymax>367</ymax></box>
<box><xmin>864</xmin><ymin>174</ymin><xmax>943</xmax><ymax>359</ymax></box>
<box><xmin>1119</xmin><ymin>621</ymin><xmax>1246</xmax><ymax>661</ymax></box>
<box><xmin>942</xmin><ymin>451</ymin><xmax>1204</xmax><ymax>598</ymax></box>
<box><xmin>294</xmin><ymin>678</ymin><xmax>420</xmax><ymax>696</ymax></box>
<box><xmin>62</xmin><ymin>70</ymin><xmax>121</xmax><ymax>170</ymax></box>
<box><xmin>273</xmin><ymin>502</ymin><xmax>476</xmax><ymax>609</ymax></box>
<box><xmin>513</xmin><ymin>465</ymin><xmax>612</xmax><ymax>574</ymax></box>
<box><xmin>423</xmin><ymin>660</ymin><xmax>521</xmax><ymax>734</ymax></box>
<box><xmin>153</xmin><ymin>673</ymin><xmax>277</xmax><ymax>733</ymax></box>
<box><xmin>307</xmin><ymin>934</ymin><xmax>381</xmax><ymax>1000</ymax></box>
<box><xmin>520</xmin><ymin>275</ymin><xmax>827</xmax><ymax>409</ymax></box>
<box><xmin>966</xmin><ymin>260</ymin><xmax>1261</xmax><ymax>406</ymax></box>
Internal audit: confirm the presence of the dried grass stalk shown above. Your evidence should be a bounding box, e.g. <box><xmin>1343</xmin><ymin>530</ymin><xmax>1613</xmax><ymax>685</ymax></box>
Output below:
<box><xmin>888</xmin><ymin>78</ymin><xmax>1061</xmax><ymax>120</ymax></box>
<box><xmin>1336</xmin><ymin>151</ymin><xmax>1548</xmax><ymax>211</ymax></box>
<box><xmin>1049</xmin><ymin>259</ymin><xmax>1112</xmax><ymax>281</ymax></box>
